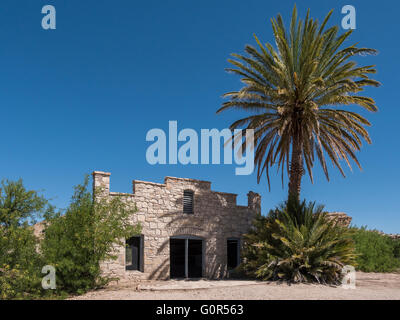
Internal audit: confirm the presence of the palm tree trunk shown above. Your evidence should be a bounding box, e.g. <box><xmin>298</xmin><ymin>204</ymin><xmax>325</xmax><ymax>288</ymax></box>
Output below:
<box><xmin>288</xmin><ymin>131</ymin><xmax>303</xmax><ymax>201</ymax></box>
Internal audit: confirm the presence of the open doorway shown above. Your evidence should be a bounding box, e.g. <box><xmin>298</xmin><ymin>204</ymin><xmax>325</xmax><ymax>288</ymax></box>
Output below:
<box><xmin>170</xmin><ymin>238</ymin><xmax>185</xmax><ymax>278</ymax></box>
<box><xmin>126</xmin><ymin>235</ymin><xmax>144</xmax><ymax>272</ymax></box>
<box><xmin>227</xmin><ymin>238</ymin><xmax>240</xmax><ymax>270</ymax></box>
<box><xmin>170</xmin><ymin>237</ymin><xmax>203</xmax><ymax>278</ymax></box>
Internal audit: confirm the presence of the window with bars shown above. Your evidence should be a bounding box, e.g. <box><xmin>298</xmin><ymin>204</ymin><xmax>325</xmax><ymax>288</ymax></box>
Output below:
<box><xmin>183</xmin><ymin>190</ymin><xmax>194</xmax><ymax>214</ymax></box>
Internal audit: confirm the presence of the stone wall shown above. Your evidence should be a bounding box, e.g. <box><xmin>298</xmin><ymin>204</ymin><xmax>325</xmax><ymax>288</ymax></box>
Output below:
<box><xmin>326</xmin><ymin>212</ymin><xmax>352</xmax><ymax>227</ymax></box>
<box><xmin>32</xmin><ymin>221</ymin><xmax>46</xmax><ymax>239</ymax></box>
<box><xmin>93</xmin><ymin>171</ymin><xmax>260</xmax><ymax>281</ymax></box>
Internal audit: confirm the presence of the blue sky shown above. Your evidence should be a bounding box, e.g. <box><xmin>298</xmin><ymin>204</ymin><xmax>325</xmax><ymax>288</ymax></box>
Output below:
<box><xmin>0</xmin><ymin>0</ymin><xmax>399</xmax><ymax>233</ymax></box>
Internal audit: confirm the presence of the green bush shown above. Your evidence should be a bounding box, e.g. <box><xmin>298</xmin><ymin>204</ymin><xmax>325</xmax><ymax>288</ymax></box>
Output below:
<box><xmin>41</xmin><ymin>176</ymin><xmax>141</xmax><ymax>295</ymax></box>
<box><xmin>240</xmin><ymin>197</ymin><xmax>356</xmax><ymax>284</ymax></box>
<box><xmin>351</xmin><ymin>227</ymin><xmax>400</xmax><ymax>272</ymax></box>
<box><xmin>1</xmin><ymin>176</ymin><xmax>141</xmax><ymax>299</ymax></box>
<box><xmin>393</xmin><ymin>239</ymin><xmax>400</xmax><ymax>259</ymax></box>
<box><xmin>0</xmin><ymin>226</ymin><xmax>44</xmax><ymax>299</ymax></box>
<box><xmin>0</xmin><ymin>179</ymin><xmax>48</xmax><ymax>299</ymax></box>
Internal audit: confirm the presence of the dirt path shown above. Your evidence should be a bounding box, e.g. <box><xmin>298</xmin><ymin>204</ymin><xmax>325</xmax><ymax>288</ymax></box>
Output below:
<box><xmin>69</xmin><ymin>272</ymin><xmax>400</xmax><ymax>300</ymax></box>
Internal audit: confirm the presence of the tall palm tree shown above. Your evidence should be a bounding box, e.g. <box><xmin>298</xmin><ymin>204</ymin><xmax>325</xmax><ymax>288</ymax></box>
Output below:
<box><xmin>217</xmin><ymin>6</ymin><xmax>380</xmax><ymax>200</ymax></box>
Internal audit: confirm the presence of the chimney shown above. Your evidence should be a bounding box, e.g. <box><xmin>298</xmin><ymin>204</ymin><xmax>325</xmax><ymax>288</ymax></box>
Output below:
<box><xmin>92</xmin><ymin>171</ymin><xmax>111</xmax><ymax>196</ymax></box>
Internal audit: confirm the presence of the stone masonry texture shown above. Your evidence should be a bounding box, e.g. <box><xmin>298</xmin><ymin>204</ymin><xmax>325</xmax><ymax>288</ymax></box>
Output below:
<box><xmin>92</xmin><ymin>171</ymin><xmax>261</xmax><ymax>280</ymax></box>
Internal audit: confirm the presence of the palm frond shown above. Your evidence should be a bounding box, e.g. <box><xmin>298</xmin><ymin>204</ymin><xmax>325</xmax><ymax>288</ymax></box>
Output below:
<box><xmin>218</xmin><ymin>5</ymin><xmax>379</xmax><ymax>195</ymax></box>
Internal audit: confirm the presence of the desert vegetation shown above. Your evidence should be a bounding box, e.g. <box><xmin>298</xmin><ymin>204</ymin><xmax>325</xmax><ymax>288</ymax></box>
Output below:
<box><xmin>0</xmin><ymin>176</ymin><xmax>140</xmax><ymax>299</ymax></box>
<box><xmin>218</xmin><ymin>5</ymin><xmax>379</xmax><ymax>200</ymax></box>
<box><xmin>350</xmin><ymin>227</ymin><xmax>400</xmax><ymax>272</ymax></box>
<box><xmin>218</xmin><ymin>5</ymin><xmax>383</xmax><ymax>285</ymax></box>
<box><xmin>237</xmin><ymin>198</ymin><xmax>400</xmax><ymax>284</ymax></box>
<box><xmin>238</xmin><ymin>198</ymin><xmax>356</xmax><ymax>284</ymax></box>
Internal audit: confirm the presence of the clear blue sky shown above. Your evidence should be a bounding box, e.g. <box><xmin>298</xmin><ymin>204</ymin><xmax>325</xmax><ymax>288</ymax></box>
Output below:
<box><xmin>0</xmin><ymin>0</ymin><xmax>398</xmax><ymax>233</ymax></box>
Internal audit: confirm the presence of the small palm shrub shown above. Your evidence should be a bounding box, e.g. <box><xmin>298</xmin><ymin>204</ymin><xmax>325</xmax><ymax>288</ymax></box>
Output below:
<box><xmin>240</xmin><ymin>198</ymin><xmax>356</xmax><ymax>284</ymax></box>
<box><xmin>350</xmin><ymin>227</ymin><xmax>400</xmax><ymax>272</ymax></box>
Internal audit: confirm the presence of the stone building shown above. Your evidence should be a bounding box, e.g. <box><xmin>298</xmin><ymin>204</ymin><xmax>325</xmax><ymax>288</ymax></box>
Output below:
<box><xmin>93</xmin><ymin>171</ymin><xmax>261</xmax><ymax>280</ymax></box>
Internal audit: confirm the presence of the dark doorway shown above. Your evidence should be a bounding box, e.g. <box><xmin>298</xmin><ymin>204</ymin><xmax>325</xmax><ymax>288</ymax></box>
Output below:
<box><xmin>227</xmin><ymin>239</ymin><xmax>240</xmax><ymax>270</ymax></box>
<box><xmin>188</xmin><ymin>240</ymin><xmax>202</xmax><ymax>277</ymax></box>
<box><xmin>126</xmin><ymin>235</ymin><xmax>144</xmax><ymax>271</ymax></box>
<box><xmin>170</xmin><ymin>237</ymin><xmax>203</xmax><ymax>278</ymax></box>
<box><xmin>170</xmin><ymin>238</ymin><xmax>186</xmax><ymax>278</ymax></box>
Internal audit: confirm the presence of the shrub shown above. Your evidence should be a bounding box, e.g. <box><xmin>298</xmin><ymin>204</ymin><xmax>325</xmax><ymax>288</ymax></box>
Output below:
<box><xmin>0</xmin><ymin>261</ymin><xmax>42</xmax><ymax>300</ymax></box>
<box><xmin>0</xmin><ymin>179</ymin><xmax>48</xmax><ymax>299</ymax></box>
<box><xmin>240</xmin><ymin>197</ymin><xmax>356</xmax><ymax>284</ymax></box>
<box><xmin>1</xmin><ymin>175</ymin><xmax>142</xmax><ymax>299</ymax></box>
<box><xmin>350</xmin><ymin>227</ymin><xmax>400</xmax><ymax>272</ymax></box>
<box><xmin>41</xmin><ymin>175</ymin><xmax>141</xmax><ymax>295</ymax></box>
<box><xmin>393</xmin><ymin>239</ymin><xmax>400</xmax><ymax>260</ymax></box>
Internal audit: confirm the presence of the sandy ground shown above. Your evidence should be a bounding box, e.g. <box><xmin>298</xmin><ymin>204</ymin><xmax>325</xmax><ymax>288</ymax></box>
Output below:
<box><xmin>69</xmin><ymin>272</ymin><xmax>400</xmax><ymax>300</ymax></box>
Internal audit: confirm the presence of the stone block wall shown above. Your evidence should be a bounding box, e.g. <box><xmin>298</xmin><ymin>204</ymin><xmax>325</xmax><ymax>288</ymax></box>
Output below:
<box><xmin>326</xmin><ymin>212</ymin><xmax>352</xmax><ymax>227</ymax></box>
<box><xmin>92</xmin><ymin>171</ymin><xmax>260</xmax><ymax>280</ymax></box>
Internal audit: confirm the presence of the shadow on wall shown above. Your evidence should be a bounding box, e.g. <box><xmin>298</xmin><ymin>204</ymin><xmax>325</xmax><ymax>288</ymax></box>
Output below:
<box><xmin>147</xmin><ymin>189</ymin><xmax>256</xmax><ymax>280</ymax></box>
